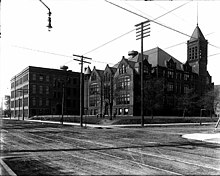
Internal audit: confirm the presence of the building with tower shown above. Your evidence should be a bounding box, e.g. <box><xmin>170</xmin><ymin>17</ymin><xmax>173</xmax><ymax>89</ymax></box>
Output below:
<box><xmin>84</xmin><ymin>25</ymin><xmax>214</xmax><ymax>117</ymax></box>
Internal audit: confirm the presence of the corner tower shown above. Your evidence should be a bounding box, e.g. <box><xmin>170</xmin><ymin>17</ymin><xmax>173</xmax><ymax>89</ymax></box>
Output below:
<box><xmin>187</xmin><ymin>25</ymin><xmax>208</xmax><ymax>94</ymax></box>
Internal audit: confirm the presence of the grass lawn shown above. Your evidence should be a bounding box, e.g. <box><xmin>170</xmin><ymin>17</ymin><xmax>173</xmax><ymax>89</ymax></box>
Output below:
<box><xmin>29</xmin><ymin>115</ymin><xmax>218</xmax><ymax>125</ymax></box>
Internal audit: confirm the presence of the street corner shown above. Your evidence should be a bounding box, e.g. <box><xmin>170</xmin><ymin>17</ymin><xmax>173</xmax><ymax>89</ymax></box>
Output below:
<box><xmin>182</xmin><ymin>131</ymin><xmax>220</xmax><ymax>144</ymax></box>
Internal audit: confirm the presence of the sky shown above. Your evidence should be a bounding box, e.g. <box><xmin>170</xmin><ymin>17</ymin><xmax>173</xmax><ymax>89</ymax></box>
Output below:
<box><xmin>1</xmin><ymin>0</ymin><xmax>220</xmax><ymax>107</ymax></box>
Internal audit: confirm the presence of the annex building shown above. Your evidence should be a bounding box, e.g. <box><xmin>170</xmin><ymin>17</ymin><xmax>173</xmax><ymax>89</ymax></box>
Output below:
<box><xmin>84</xmin><ymin>25</ymin><xmax>214</xmax><ymax>117</ymax></box>
<box><xmin>10</xmin><ymin>66</ymin><xmax>80</xmax><ymax>118</ymax></box>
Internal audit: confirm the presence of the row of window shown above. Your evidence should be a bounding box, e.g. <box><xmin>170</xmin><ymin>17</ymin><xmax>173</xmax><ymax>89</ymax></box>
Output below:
<box><xmin>89</xmin><ymin>96</ymin><xmax>99</xmax><ymax>107</ymax></box>
<box><xmin>166</xmin><ymin>71</ymin><xmax>195</xmax><ymax>81</ymax></box>
<box><xmin>166</xmin><ymin>82</ymin><xmax>193</xmax><ymax>94</ymax></box>
<box><xmin>119</xmin><ymin>64</ymin><xmax>128</xmax><ymax>74</ymax></box>
<box><xmin>32</xmin><ymin>73</ymin><xmax>50</xmax><ymax>82</ymax></box>
<box><xmin>11</xmin><ymin>74</ymin><xmax>29</xmax><ymax>88</ymax></box>
<box><xmin>31</xmin><ymin>98</ymin><xmax>50</xmax><ymax>107</ymax></box>
<box><xmin>31</xmin><ymin>85</ymin><xmax>50</xmax><ymax>94</ymax></box>
<box><xmin>11</xmin><ymin>85</ymin><xmax>28</xmax><ymax>98</ymax></box>
<box><xmin>90</xmin><ymin>83</ymin><xmax>100</xmax><ymax>95</ymax></box>
<box><xmin>189</xmin><ymin>46</ymin><xmax>198</xmax><ymax>60</ymax></box>
<box><xmin>116</xmin><ymin>76</ymin><xmax>131</xmax><ymax>90</ymax></box>
<box><xmin>90</xmin><ymin>76</ymin><xmax>131</xmax><ymax>95</ymax></box>
<box><xmin>116</xmin><ymin>93</ymin><xmax>130</xmax><ymax>105</ymax></box>
<box><xmin>88</xmin><ymin>108</ymin><xmax>129</xmax><ymax>116</ymax></box>
<box><xmin>11</xmin><ymin>98</ymin><xmax>28</xmax><ymax>108</ymax></box>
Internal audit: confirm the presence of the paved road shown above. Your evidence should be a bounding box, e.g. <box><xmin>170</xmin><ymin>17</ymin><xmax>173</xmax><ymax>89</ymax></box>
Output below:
<box><xmin>1</xmin><ymin>119</ymin><xmax>220</xmax><ymax>175</ymax></box>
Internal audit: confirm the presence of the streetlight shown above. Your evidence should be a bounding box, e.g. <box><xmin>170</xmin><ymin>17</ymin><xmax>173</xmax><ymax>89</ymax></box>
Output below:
<box><xmin>39</xmin><ymin>0</ymin><xmax>52</xmax><ymax>31</ymax></box>
<box><xmin>135</xmin><ymin>20</ymin><xmax>150</xmax><ymax>127</ymax></box>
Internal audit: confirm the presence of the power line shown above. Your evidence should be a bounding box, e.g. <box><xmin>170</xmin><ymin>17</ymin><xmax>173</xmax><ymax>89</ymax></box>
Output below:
<box><xmin>83</xmin><ymin>29</ymin><xmax>135</xmax><ymax>56</ymax></box>
<box><xmin>83</xmin><ymin>1</ymin><xmax>190</xmax><ymax>57</ymax></box>
<box><xmin>12</xmin><ymin>45</ymin><xmax>115</xmax><ymax>66</ymax></box>
<box><xmin>105</xmin><ymin>1</ymin><xmax>220</xmax><ymax>52</ymax></box>
<box><xmin>105</xmin><ymin>0</ymin><xmax>194</xmax><ymax>39</ymax></box>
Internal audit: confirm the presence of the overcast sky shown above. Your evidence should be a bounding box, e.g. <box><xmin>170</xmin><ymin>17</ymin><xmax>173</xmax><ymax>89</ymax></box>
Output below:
<box><xmin>1</xmin><ymin>0</ymin><xmax>220</xmax><ymax>103</ymax></box>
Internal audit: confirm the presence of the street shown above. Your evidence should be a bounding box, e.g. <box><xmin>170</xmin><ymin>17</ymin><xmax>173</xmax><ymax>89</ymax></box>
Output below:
<box><xmin>1</xmin><ymin>119</ymin><xmax>220</xmax><ymax>175</ymax></box>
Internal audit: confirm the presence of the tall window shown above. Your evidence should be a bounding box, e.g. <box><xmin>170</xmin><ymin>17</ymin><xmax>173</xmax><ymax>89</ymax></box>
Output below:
<box><xmin>117</xmin><ymin>76</ymin><xmax>130</xmax><ymax>90</ymax></box>
<box><xmin>46</xmin><ymin>86</ymin><xmax>49</xmax><ymax>94</ymax></box>
<box><xmin>104</xmin><ymin>85</ymin><xmax>110</xmax><ymax>99</ymax></box>
<box><xmin>91</xmin><ymin>73</ymin><xmax>97</xmax><ymax>81</ymax></box>
<box><xmin>184</xmin><ymin>85</ymin><xmax>189</xmax><ymax>94</ymax></box>
<box><xmin>116</xmin><ymin>93</ymin><xmax>130</xmax><ymax>105</ymax></box>
<box><xmin>32</xmin><ymin>97</ymin><xmax>36</xmax><ymax>106</ymax></box>
<box><xmin>168</xmin><ymin>70</ymin><xmax>174</xmax><ymax>79</ymax></box>
<box><xmin>23</xmin><ymin>74</ymin><xmax>28</xmax><ymax>82</ymax></box>
<box><xmin>184</xmin><ymin>73</ymin><xmax>189</xmax><ymax>81</ymax></box>
<box><xmin>32</xmin><ymin>74</ymin><xmax>36</xmax><ymax>81</ymax></box>
<box><xmin>39</xmin><ymin>74</ymin><xmax>44</xmax><ymax>81</ymax></box>
<box><xmin>89</xmin><ymin>96</ymin><xmax>99</xmax><ymax>107</ymax></box>
<box><xmin>90</xmin><ymin>84</ymin><xmax>99</xmax><ymax>95</ymax></box>
<box><xmin>46</xmin><ymin>75</ymin><xmax>50</xmax><ymax>82</ymax></box>
<box><xmin>189</xmin><ymin>46</ymin><xmax>198</xmax><ymax>60</ymax></box>
<box><xmin>39</xmin><ymin>86</ymin><xmax>43</xmax><ymax>94</ymax></box>
<box><xmin>32</xmin><ymin>85</ymin><xmax>36</xmax><ymax>94</ymax></box>
<box><xmin>119</xmin><ymin>64</ymin><xmax>126</xmax><ymax>74</ymax></box>
<box><xmin>39</xmin><ymin>98</ymin><xmax>43</xmax><ymax>106</ymax></box>
<box><xmin>167</xmin><ymin>83</ymin><xmax>174</xmax><ymax>92</ymax></box>
<box><xmin>46</xmin><ymin>98</ymin><xmax>49</xmax><ymax>106</ymax></box>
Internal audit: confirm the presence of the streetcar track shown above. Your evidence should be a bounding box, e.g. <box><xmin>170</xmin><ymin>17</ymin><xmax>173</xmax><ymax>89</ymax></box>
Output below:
<box><xmin>29</xmin><ymin>131</ymin><xmax>220</xmax><ymax>173</ymax></box>
<box><xmin>5</xmin><ymin>131</ymin><xmax>183</xmax><ymax>175</ymax></box>
<box><xmin>3</xmin><ymin>123</ymin><xmax>220</xmax><ymax>175</ymax></box>
<box><xmin>8</xmin><ymin>130</ymin><xmax>220</xmax><ymax>175</ymax></box>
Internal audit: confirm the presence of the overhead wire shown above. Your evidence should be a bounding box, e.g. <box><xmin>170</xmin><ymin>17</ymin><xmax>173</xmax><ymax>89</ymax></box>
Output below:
<box><xmin>82</xmin><ymin>1</ymin><xmax>191</xmax><ymax>56</ymax></box>
<box><xmin>12</xmin><ymin>1</ymin><xmax>220</xmax><ymax>69</ymax></box>
<box><xmin>105</xmin><ymin>0</ymin><xmax>194</xmax><ymax>39</ymax></box>
<box><xmin>60</xmin><ymin>1</ymin><xmax>191</xmax><ymax>66</ymax></box>
<box><xmin>105</xmin><ymin>0</ymin><xmax>220</xmax><ymax>53</ymax></box>
<box><xmin>12</xmin><ymin>45</ymin><xmax>116</xmax><ymax>66</ymax></box>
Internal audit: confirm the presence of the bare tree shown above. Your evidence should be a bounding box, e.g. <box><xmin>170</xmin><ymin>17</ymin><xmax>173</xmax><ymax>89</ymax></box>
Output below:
<box><xmin>143</xmin><ymin>77</ymin><xmax>164</xmax><ymax>118</ymax></box>
<box><xmin>198</xmin><ymin>88</ymin><xmax>219</xmax><ymax>117</ymax></box>
<box><xmin>176</xmin><ymin>88</ymin><xmax>198</xmax><ymax>117</ymax></box>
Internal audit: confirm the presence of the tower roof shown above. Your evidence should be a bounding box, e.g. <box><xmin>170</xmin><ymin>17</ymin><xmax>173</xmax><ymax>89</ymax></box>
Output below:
<box><xmin>189</xmin><ymin>25</ymin><xmax>206</xmax><ymax>42</ymax></box>
<box><xmin>84</xmin><ymin>66</ymin><xmax>91</xmax><ymax>75</ymax></box>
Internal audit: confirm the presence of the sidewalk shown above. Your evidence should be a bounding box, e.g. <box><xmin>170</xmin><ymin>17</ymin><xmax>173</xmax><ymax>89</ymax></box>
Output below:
<box><xmin>182</xmin><ymin>132</ymin><xmax>220</xmax><ymax>144</ymax></box>
<box><xmin>26</xmin><ymin>119</ymin><xmax>220</xmax><ymax>144</ymax></box>
<box><xmin>26</xmin><ymin>119</ymin><xmax>217</xmax><ymax>129</ymax></box>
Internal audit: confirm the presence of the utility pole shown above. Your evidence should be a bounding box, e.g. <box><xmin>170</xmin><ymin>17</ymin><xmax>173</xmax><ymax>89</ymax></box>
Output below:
<box><xmin>14</xmin><ymin>76</ymin><xmax>16</xmax><ymax>118</ymax></box>
<box><xmin>135</xmin><ymin>20</ymin><xmax>150</xmax><ymax>127</ymax></box>
<box><xmin>73</xmin><ymin>54</ymin><xmax>92</xmax><ymax>127</ymax></box>
<box><xmin>39</xmin><ymin>0</ymin><xmax>52</xmax><ymax>31</ymax></box>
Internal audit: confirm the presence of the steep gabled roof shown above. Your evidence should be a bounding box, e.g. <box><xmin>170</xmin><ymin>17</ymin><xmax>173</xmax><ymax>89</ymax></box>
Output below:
<box><xmin>91</xmin><ymin>66</ymin><xmax>104</xmax><ymax>79</ymax></box>
<box><xmin>109</xmin><ymin>66</ymin><xmax>117</xmax><ymax>74</ymax></box>
<box><xmin>96</xmin><ymin>69</ymin><xmax>104</xmax><ymax>77</ymax></box>
<box><xmin>105</xmin><ymin>64</ymin><xmax>117</xmax><ymax>74</ymax></box>
<box><xmin>84</xmin><ymin>66</ymin><xmax>91</xmax><ymax>75</ymax></box>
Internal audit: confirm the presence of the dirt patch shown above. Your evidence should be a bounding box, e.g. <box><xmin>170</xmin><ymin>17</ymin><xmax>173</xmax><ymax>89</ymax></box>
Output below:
<box><xmin>3</xmin><ymin>156</ymin><xmax>63</xmax><ymax>176</ymax></box>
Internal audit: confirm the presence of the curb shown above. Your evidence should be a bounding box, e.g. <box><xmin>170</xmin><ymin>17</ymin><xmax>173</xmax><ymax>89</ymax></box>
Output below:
<box><xmin>25</xmin><ymin>119</ymin><xmax>216</xmax><ymax>129</ymax></box>
<box><xmin>0</xmin><ymin>158</ymin><xmax>17</xmax><ymax>176</ymax></box>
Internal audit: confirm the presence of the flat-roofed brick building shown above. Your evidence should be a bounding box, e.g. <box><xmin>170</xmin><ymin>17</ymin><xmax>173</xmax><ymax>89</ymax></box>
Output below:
<box><xmin>10</xmin><ymin>66</ymin><xmax>80</xmax><ymax>118</ymax></box>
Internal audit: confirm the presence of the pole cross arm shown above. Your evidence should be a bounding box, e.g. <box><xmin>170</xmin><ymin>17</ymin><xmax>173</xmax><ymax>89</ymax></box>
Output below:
<box><xmin>135</xmin><ymin>20</ymin><xmax>150</xmax><ymax>27</ymax></box>
<box><xmin>73</xmin><ymin>54</ymin><xmax>92</xmax><ymax>60</ymax></box>
<box><xmin>136</xmin><ymin>30</ymin><xmax>150</xmax><ymax>38</ymax></box>
<box><xmin>136</xmin><ymin>34</ymin><xmax>150</xmax><ymax>40</ymax></box>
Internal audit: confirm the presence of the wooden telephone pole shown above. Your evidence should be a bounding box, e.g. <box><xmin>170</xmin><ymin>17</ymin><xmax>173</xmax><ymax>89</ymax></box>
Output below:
<box><xmin>135</xmin><ymin>20</ymin><xmax>150</xmax><ymax>127</ymax></box>
<box><xmin>73</xmin><ymin>54</ymin><xmax>92</xmax><ymax>127</ymax></box>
